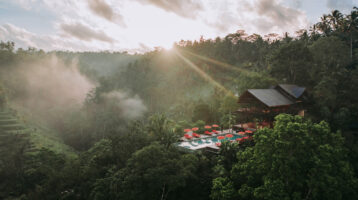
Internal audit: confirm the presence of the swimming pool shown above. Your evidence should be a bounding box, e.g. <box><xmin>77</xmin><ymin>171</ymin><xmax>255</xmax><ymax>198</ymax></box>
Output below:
<box><xmin>177</xmin><ymin>134</ymin><xmax>244</xmax><ymax>150</ymax></box>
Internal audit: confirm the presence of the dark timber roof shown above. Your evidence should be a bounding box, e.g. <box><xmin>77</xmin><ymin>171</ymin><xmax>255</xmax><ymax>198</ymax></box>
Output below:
<box><xmin>277</xmin><ymin>84</ymin><xmax>305</xmax><ymax>99</ymax></box>
<box><xmin>247</xmin><ymin>89</ymin><xmax>294</xmax><ymax>107</ymax></box>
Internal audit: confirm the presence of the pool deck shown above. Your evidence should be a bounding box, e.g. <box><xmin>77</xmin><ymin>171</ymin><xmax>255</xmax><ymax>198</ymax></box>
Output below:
<box><xmin>181</xmin><ymin>129</ymin><xmax>235</xmax><ymax>140</ymax></box>
<box><xmin>177</xmin><ymin>129</ymin><xmax>239</xmax><ymax>151</ymax></box>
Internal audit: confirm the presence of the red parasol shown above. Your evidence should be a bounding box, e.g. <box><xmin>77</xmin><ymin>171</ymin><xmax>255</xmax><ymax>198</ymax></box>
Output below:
<box><xmin>204</xmin><ymin>125</ymin><xmax>212</xmax><ymax>129</ymax></box>
<box><xmin>245</xmin><ymin>130</ymin><xmax>253</xmax><ymax>134</ymax></box>
<box><xmin>225</xmin><ymin>134</ymin><xmax>234</xmax><ymax>138</ymax></box>
<box><xmin>212</xmin><ymin>130</ymin><xmax>217</xmax><ymax>133</ymax></box>
<box><xmin>184</xmin><ymin>134</ymin><xmax>192</xmax><ymax>139</ymax></box>
<box><xmin>204</xmin><ymin>131</ymin><xmax>212</xmax><ymax>135</ymax></box>
<box><xmin>212</xmin><ymin>124</ymin><xmax>219</xmax><ymax>128</ymax></box>
<box><xmin>217</xmin><ymin>136</ymin><xmax>225</xmax><ymax>140</ymax></box>
<box><xmin>184</xmin><ymin>129</ymin><xmax>191</xmax><ymax>132</ymax></box>
<box><xmin>192</xmin><ymin>133</ymin><xmax>201</xmax><ymax>138</ymax></box>
<box><xmin>215</xmin><ymin>142</ymin><xmax>221</xmax><ymax>147</ymax></box>
<box><xmin>192</xmin><ymin>127</ymin><xmax>199</xmax><ymax>131</ymax></box>
<box><xmin>238</xmin><ymin>131</ymin><xmax>245</xmax><ymax>135</ymax></box>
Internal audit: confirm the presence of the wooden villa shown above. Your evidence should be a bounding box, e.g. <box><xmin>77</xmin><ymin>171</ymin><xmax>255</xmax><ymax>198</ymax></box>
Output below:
<box><xmin>235</xmin><ymin>84</ymin><xmax>306</xmax><ymax>129</ymax></box>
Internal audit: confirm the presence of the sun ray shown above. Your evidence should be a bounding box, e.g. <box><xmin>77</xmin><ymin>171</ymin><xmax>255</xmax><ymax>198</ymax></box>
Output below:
<box><xmin>174</xmin><ymin>50</ymin><xmax>234</xmax><ymax>96</ymax></box>
<box><xmin>180</xmin><ymin>49</ymin><xmax>253</xmax><ymax>75</ymax></box>
<box><xmin>178</xmin><ymin>49</ymin><xmax>276</xmax><ymax>84</ymax></box>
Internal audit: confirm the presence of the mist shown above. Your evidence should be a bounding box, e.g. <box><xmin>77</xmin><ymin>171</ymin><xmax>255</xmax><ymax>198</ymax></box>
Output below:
<box><xmin>101</xmin><ymin>91</ymin><xmax>147</xmax><ymax>120</ymax></box>
<box><xmin>1</xmin><ymin>53</ymin><xmax>149</xmax><ymax>130</ymax></box>
<box><xmin>6</xmin><ymin>55</ymin><xmax>93</xmax><ymax>116</ymax></box>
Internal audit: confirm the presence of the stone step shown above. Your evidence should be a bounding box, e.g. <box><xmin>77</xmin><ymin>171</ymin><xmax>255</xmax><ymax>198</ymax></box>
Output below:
<box><xmin>0</xmin><ymin>119</ymin><xmax>18</xmax><ymax>125</ymax></box>
<box><xmin>0</xmin><ymin>115</ymin><xmax>13</xmax><ymax>120</ymax></box>
<box><xmin>0</xmin><ymin>124</ymin><xmax>25</xmax><ymax>131</ymax></box>
<box><xmin>1</xmin><ymin>129</ymin><xmax>28</xmax><ymax>135</ymax></box>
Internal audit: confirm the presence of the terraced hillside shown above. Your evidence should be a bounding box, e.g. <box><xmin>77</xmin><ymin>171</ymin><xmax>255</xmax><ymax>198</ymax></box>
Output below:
<box><xmin>0</xmin><ymin>109</ymin><xmax>26</xmax><ymax>136</ymax></box>
<box><xmin>0</xmin><ymin>108</ymin><xmax>76</xmax><ymax>157</ymax></box>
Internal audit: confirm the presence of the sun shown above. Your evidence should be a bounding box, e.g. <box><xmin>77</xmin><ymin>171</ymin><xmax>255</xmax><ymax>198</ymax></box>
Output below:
<box><xmin>160</xmin><ymin>43</ymin><xmax>174</xmax><ymax>51</ymax></box>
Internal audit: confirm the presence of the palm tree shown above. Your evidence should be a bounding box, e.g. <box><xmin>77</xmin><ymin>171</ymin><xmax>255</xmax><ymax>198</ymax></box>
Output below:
<box><xmin>317</xmin><ymin>14</ymin><xmax>332</xmax><ymax>35</ymax></box>
<box><xmin>147</xmin><ymin>114</ymin><xmax>180</xmax><ymax>149</ymax></box>
<box><xmin>220</xmin><ymin>112</ymin><xmax>236</xmax><ymax>133</ymax></box>
<box><xmin>328</xmin><ymin>10</ymin><xmax>343</xmax><ymax>31</ymax></box>
<box><xmin>345</xmin><ymin>7</ymin><xmax>358</xmax><ymax>60</ymax></box>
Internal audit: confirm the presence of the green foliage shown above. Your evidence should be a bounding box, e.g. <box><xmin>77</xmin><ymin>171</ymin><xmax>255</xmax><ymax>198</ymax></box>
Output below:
<box><xmin>0</xmin><ymin>83</ymin><xmax>6</xmax><ymax>109</ymax></box>
<box><xmin>219</xmin><ymin>94</ymin><xmax>239</xmax><ymax>114</ymax></box>
<box><xmin>192</xmin><ymin>103</ymin><xmax>210</xmax><ymax>122</ymax></box>
<box><xmin>147</xmin><ymin>114</ymin><xmax>181</xmax><ymax>148</ymax></box>
<box><xmin>114</xmin><ymin>143</ymin><xmax>198</xmax><ymax>200</ymax></box>
<box><xmin>0</xmin><ymin>131</ymin><xmax>32</xmax><ymax>198</ymax></box>
<box><xmin>236</xmin><ymin>72</ymin><xmax>277</xmax><ymax>95</ymax></box>
<box><xmin>191</xmin><ymin>119</ymin><xmax>205</xmax><ymax>134</ymax></box>
<box><xmin>220</xmin><ymin>113</ymin><xmax>236</xmax><ymax>130</ymax></box>
<box><xmin>212</xmin><ymin>114</ymin><xmax>358</xmax><ymax>200</ymax></box>
<box><xmin>192</xmin><ymin>102</ymin><xmax>216</xmax><ymax>123</ymax></box>
<box><xmin>270</xmin><ymin>40</ymin><xmax>313</xmax><ymax>84</ymax></box>
<box><xmin>211</xmin><ymin>177</ymin><xmax>236</xmax><ymax>200</ymax></box>
<box><xmin>309</xmin><ymin>37</ymin><xmax>351</xmax><ymax>74</ymax></box>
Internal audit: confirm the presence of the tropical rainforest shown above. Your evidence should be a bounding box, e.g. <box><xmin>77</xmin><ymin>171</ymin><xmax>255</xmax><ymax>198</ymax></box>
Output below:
<box><xmin>1</xmin><ymin>8</ymin><xmax>358</xmax><ymax>200</ymax></box>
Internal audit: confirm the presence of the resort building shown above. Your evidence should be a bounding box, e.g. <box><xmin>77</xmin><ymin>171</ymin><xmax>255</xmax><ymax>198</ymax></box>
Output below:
<box><xmin>176</xmin><ymin>84</ymin><xmax>306</xmax><ymax>152</ymax></box>
<box><xmin>235</xmin><ymin>84</ymin><xmax>306</xmax><ymax>129</ymax></box>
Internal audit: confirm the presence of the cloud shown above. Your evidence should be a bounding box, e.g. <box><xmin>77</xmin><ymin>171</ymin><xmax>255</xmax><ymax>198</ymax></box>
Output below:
<box><xmin>137</xmin><ymin>0</ymin><xmax>203</xmax><ymax>19</ymax></box>
<box><xmin>254</xmin><ymin>0</ymin><xmax>306</xmax><ymax>32</ymax></box>
<box><xmin>0</xmin><ymin>23</ymin><xmax>40</xmax><ymax>49</ymax></box>
<box><xmin>60</xmin><ymin>22</ymin><xmax>115</xmax><ymax>43</ymax></box>
<box><xmin>88</xmin><ymin>0</ymin><xmax>114</xmax><ymax>20</ymax></box>
<box><xmin>206</xmin><ymin>0</ymin><xmax>308</xmax><ymax>35</ymax></box>
<box><xmin>205</xmin><ymin>11</ymin><xmax>238</xmax><ymax>33</ymax></box>
<box><xmin>326</xmin><ymin>0</ymin><xmax>355</xmax><ymax>11</ymax></box>
<box><xmin>87</xmin><ymin>0</ymin><xmax>126</xmax><ymax>27</ymax></box>
<box><xmin>5</xmin><ymin>0</ymin><xmax>310</xmax><ymax>52</ymax></box>
<box><xmin>0</xmin><ymin>23</ymin><xmax>68</xmax><ymax>50</ymax></box>
<box><xmin>0</xmin><ymin>23</ymin><xmax>118</xmax><ymax>51</ymax></box>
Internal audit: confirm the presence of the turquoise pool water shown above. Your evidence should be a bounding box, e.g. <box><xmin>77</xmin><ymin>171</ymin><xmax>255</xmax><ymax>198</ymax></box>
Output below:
<box><xmin>190</xmin><ymin>134</ymin><xmax>243</xmax><ymax>145</ymax></box>
<box><xmin>177</xmin><ymin>134</ymin><xmax>246</xmax><ymax>150</ymax></box>
<box><xmin>210</xmin><ymin>135</ymin><xmax>242</xmax><ymax>142</ymax></box>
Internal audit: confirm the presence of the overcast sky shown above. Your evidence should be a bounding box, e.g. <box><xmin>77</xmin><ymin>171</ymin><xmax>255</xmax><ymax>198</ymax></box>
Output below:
<box><xmin>0</xmin><ymin>0</ymin><xmax>357</xmax><ymax>52</ymax></box>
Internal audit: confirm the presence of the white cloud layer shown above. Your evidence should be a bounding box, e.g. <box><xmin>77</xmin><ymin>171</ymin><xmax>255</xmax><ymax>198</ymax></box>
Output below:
<box><xmin>203</xmin><ymin>0</ymin><xmax>309</xmax><ymax>35</ymax></box>
<box><xmin>60</xmin><ymin>22</ymin><xmax>115</xmax><ymax>43</ymax></box>
<box><xmin>0</xmin><ymin>23</ymin><xmax>115</xmax><ymax>51</ymax></box>
<box><xmin>2</xmin><ymin>0</ymin><xmax>342</xmax><ymax>52</ymax></box>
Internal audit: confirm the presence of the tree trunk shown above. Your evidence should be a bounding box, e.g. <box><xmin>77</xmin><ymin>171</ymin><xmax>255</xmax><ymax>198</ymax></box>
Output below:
<box><xmin>305</xmin><ymin>188</ymin><xmax>312</xmax><ymax>200</ymax></box>
<box><xmin>160</xmin><ymin>183</ymin><xmax>166</xmax><ymax>200</ymax></box>
<box><xmin>351</xmin><ymin>33</ymin><xmax>353</xmax><ymax>61</ymax></box>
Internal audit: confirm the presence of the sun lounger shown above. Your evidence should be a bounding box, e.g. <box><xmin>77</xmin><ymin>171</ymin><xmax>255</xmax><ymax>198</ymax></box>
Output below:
<box><xmin>189</xmin><ymin>141</ymin><xmax>198</xmax><ymax>147</ymax></box>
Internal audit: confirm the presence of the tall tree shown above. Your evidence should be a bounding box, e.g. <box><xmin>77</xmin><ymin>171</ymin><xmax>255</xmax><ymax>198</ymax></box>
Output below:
<box><xmin>211</xmin><ymin>114</ymin><xmax>358</xmax><ymax>200</ymax></box>
<box><xmin>270</xmin><ymin>41</ymin><xmax>313</xmax><ymax>84</ymax></box>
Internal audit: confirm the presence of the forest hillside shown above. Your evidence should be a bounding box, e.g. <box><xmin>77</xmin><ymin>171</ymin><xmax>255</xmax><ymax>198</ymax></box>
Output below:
<box><xmin>0</xmin><ymin>8</ymin><xmax>358</xmax><ymax>200</ymax></box>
